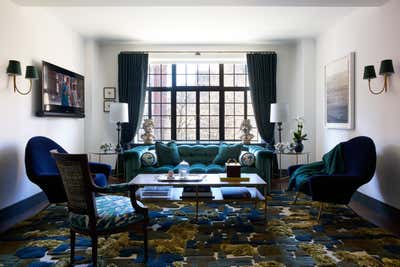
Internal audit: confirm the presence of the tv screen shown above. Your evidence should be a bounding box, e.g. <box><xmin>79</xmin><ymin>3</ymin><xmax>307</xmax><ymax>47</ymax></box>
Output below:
<box><xmin>38</xmin><ymin>61</ymin><xmax>84</xmax><ymax>117</ymax></box>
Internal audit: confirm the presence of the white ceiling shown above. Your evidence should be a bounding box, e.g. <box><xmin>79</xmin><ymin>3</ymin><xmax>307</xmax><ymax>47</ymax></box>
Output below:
<box><xmin>13</xmin><ymin>0</ymin><xmax>387</xmax><ymax>44</ymax></box>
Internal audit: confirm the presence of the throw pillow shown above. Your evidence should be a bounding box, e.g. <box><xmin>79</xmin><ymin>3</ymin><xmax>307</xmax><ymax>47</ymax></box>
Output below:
<box><xmin>155</xmin><ymin>141</ymin><xmax>181</xmax><ymax>166</ymax></box>
<box><xmin>213</xmin><ymin>143</ymin><xmax>243</xmax><ymax>165</ymax></box>
<box><xmin>239</xmin><ymin>151</ymin><xmax>256</xmax><ymax>167</ymax></box>
<box><xmin>141</xmin><ymin>150</ymin><xmax>158</xmax><ymax>167</ymax></box>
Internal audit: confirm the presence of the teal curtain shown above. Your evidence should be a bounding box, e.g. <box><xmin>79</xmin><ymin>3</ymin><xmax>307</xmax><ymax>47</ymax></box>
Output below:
<box><xmin>118</xmin><ymin>52</ymin><xmax>148</xmax><ymax>144</ymax></box>
<box><xmin>246</xmin><ymin>52</ymin><xmax>277</xmax><ymax>145</ymax></box>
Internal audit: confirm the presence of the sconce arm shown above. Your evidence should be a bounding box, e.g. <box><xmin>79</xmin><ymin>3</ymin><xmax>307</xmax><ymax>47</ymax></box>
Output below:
<box><xmin>13</xmin><ymin>76</ymin><xmax>32</xmax><ymax>95</ymax></box>
<box><xmin>368</xmin><ymin>78</ymin><xmax>386</xmax><ymax>95</ymax></box>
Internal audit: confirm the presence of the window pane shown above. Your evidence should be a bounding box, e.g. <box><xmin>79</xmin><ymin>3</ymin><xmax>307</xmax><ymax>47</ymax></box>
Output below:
<box><xmin>153</xmin><ymin>75</ymin><xmax>162</xmax><ymax>87</ymax></box>
<box><xmin>210</xmin><ymin>92</ymin><xmax>219</xmax><ymax>103</ymax></box>
<box><xmin>162</xmin><ymin>116</ymin><xmax>171</xmax><ymax>127</ymax></box>
<box><xmin>187</xmin><ymin>129</ymin><xmax>196</xmax><ymax>140</ymax></box>
<box><xmin>210</xmin><ymin>116</ymin><xmax>219</xmax><ymax>128</ymax></box>
<box><xmin>176</xmin><ymin>64</ymin><xmax>186</xmax><ymax>74</ymax></box>
<box><xmin>210</xmin><ymin>129</ymin><xmax>219</xmax><ymax>140</ymax></box>
<box><xmin>225</xmin><ymin>128</ymin><xmax>234</xmax><ymax>140</ymax></box>
<box><xmin>210</xmin><ymin>104</ymin><xmax>219</xmax><ymax>115</ymax></box>
<box><xmin>224</xmin><ymin>64</ymin><xmax>234</xmax><ymax>74</ymax></box>
<box><xmin>235</xmin><ymin>74</ymin><xmax>246</xmax><ymax>87</ymax></box>
<box><xmin>225</xmin><ymin>116</ymin><xmax>234</xmax><ymax>127</ymax></box>
<box><xmin>177</xmin><ymin>128</ymin><xmax>186</xmax><ymax>140</ymax></box>
<box><xmin>176</xmin><ymin>116</ymin><xmax>186</xmax><ymax>128</ymax></box>
<box><xmin>187</xmin><ymin>64</ymin><xmax>197</xmax><ymax>74</ymax></box>
<box><xmin>224</xmin><ymin>75</ymin><xmax>234</xmax><ymax>87</ymax></box>
<box><xmin>187</xmin><ymin>92</ymin><xmax>196</xmax><ymax>103</ymax></box>
<box><xmin>210</xmin><ymin>64</ymin><xmax>219</xmax><ymax>74</ymax></box>
<box><xmin>162</xmin><ymin>104</ymin><xmax>171</xmax><ymax>115</ymax></box>
<box><xmin>225</xmin><ymin>104</ymin><xmax>234</xmax><ymax>115</ymax></box>
<box><xmin>235</xmin><ymin>91</ymin><xmax>244</xmax><ymax>102</ymax></box>
<box><xmin>176</xmin><ymin>91</ymin><xmax>186</xmax><ymax>103</ymax></box>
<box><xmin>247</xmin><ymin>103</ymin><xmax>254</xmax><ymax>116</ymax></box>
<box><xmin>162</xmin><ymin>64</ymin><xmax>172</xmax><ymax>74</ymax></box>
<box><xmin>163</xmin><ymin>75</ymin><xmax>172</xmax><ymax>87</ymax></box>
<box><xmin>200</xmin><ymin>130</ymin><xmax>209</xmax><ymax>140</ymax></box>
<box><xmin>143</xmin><ymin>103</ymin><xmax>149</xmax><ymax>116</ymax></box>
<box><xmin>198</xmin><ymin>64</ymin><xmax>209</xmax><ymax>74</ymax></box>
<box><xmin>152</xmin><ymin>104</ymin><xmax>161</xmax><ymax>115</ymax></box>
<box><xmin>187</xmin><ymin>75</ymin><xmax>196</xmax><ymax>86</ymax></box>
<box><xmin>235</xmin><ymin>103</ymin><xmax>244</xmax><ymax>115</ymax></box>
<box><xmin>149</xmin><ymin>64</ymin><xmax>160</xmax><ymax>74</ymax></box>
<box><xmin>198</xmin><ymin>75</ymin><xmax>209</xmax><ymax>86</ymax></box>
<box><xmin>210</xmin><ymin>75</ymin><xmax>220</xmax><ymax>86</ymax></box>
<box><xmin>187</xmin><ymin>104</ymin><xmax>196</xmax><ymax>115</ymax></box>
<box><xmin>162</xmin><ymin>129</ymin><xmax>171</xmax><ymax>140</ymax></box>
<box><xmin>200</xmin><ymin>92</ymin><xmax>209</xmax><ymax>103</ymax></box>
<box><xmin>176</xmin><ymin>75</ymin><xmax>186</xmax><ymax>86</ymax></box>
<box><xmin>161</xmin><ymin>92</ymin><xmax>171</xmax><ymax>103</ymax></box>
<box><xmin>176</xmin><ymin>104</ymin><xmax>186</xmax><ymax>115</ymax></box>
<box><xmin>200</xmin><ymin>104</ymin><xmax>209</xmax><ymax>115</ymax></box>
<box><xmin>187</xmin><ymin>116</ymin><xmax>196</xmax><ymax>128</ymax></box>
<box><xmin>151</xmin><ymin>92</ymin><xmax>160</xmax><ymax>103</ymax></box>
<box><xmin>200</xmin><ymin>116</ymin><xmax>209</xmax><ymax>128</ymax></box>
<box><xmin>235</xmin><ymin>116</ymin><xmax>243</xmax><ymax>128</ymax></box>
<box><xmin>153</xmin><ymin>116</ymin><xmax>161</xmax><ymax>128</ymax></box>
<box><xmin>225</xmin><ymin>91</ymin><xmax>234</xmax><ymax>103</ymax></box>
<box><xmin>235</xmin><ymin>64</ymin><xmax>246</xmax><ymax>74</ymax></box>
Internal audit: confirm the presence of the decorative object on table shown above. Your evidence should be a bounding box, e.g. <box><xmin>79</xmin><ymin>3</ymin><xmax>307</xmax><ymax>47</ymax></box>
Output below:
<box><xmin>182</xmin><ymin>186</ymin><xmax>213</xmax><ymax>198</ymax></box>
<box><xmin>239</xmin><ymin>119</ymin><xmax>254</xmax><ymax>144</ymax></box>
<box><xmin>292</xmin><ymin>117</ymin><xmax>307</xmax><ymax>153</ymax></box>
<box><xmin>99</xmin><ymin>143</ymin><xmax>113</xmax><ymax>153</ymax></box>
<box><xmin>239</xmin><ymin>151</ymin><xmax>256</xmax><ymax>167</ymax></box>
<box><xmin>270</xmin><ymin>103</ymin><xmax>289</xmax><ymax>143</ymax></box>
<box><xmin>363</xmin><ymin>59</ymin><xmax>395</xmax><ymax>95</ymax></box>
<box><xmin>103</xmin><ymin>100</ymin><xmax>115</xmax><ymax>112</ymax></box>
<box><xmin>7</xmin><ymin>60</ymin><xmax>39</xmax><ymax>95</ymax></box>
<box><xmin>219</xmin><ymin>177</ymin><xmax>250</xmax><ymax>182</ymax></box>
<box><xmin>287</xmin><ymin>142</ymin><xmax>296</xmax><ymax>152</ymax></box>
<box><xmin>157</xmin><ymin>174</ymin><xmax>206</xmax><ymax>182</ymax></box>
<box><xmin>274</xmin><ymin>142</ymin><xmax>287</xmax><ymax>153</ymax></box>
<box><xmin>103</xmin><ymin>87</ymin><xmax>116</xmax><ymax>99</ymax></box>
<box><xmin>167</xmin><ymin>170</ymin><xmax>174</xmax><ymax>179</ymax></box>
<box><xmin>325</xmin><ymin>52</ymin><xmax>355</xmax><ymax>129</ymax></box>
<box><xmin>178</xmin><ymin>160</ymin><xmax>190</xmax><ymax>178</ymax></box>
<box><xmin>140</xmin><ymin>150</ymin><xmax>157</xmax><ymax>167</ymax></box>
<box><xmin>226</xmin><ymin>159</ymin><xmax>241</xmax><ymax>178</ymax></box>
<box><xmin>141</xmin><ymin>118</ymin><xmax>155</xmax><ymax>144</ymax></box>
<box><xmin>109</xmin><ymin>102</ymin><xmax>129</xmax><ymax>152</ymax></box>
<box><xmin>140</xmin><ymin>186</ymin><xmax>172</xmax><ymax>199</ymax></box>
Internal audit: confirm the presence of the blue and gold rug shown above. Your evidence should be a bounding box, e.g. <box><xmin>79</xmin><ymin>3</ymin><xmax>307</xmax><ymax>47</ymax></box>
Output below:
<box><xmin>1</xmin><ymin>190</ymin><xmax>400</xmax><ymax>266</ymax></box>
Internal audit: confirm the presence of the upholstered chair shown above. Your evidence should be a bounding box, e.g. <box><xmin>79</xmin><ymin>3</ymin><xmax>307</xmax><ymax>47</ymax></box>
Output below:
<box><xmin>52</xmin><ymin>152</ymin><xmax>148</xmax><ymax>266</ymax></box>
<box><xmin>288</xmin><ymin>136</ymin><xmax>376</xmax><ymax>220</ymax></box>
<box><xmin>25</xmin><ymin>136</ymin><xmax>111</xmax><ymax>203</ymax></box>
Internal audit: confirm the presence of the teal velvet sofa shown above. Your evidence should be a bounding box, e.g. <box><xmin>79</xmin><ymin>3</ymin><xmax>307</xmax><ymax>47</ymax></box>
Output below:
<box><xmin>123</xmin><ymin>144</ymin><xmax>274</xmax><ymax>192</ymax></box>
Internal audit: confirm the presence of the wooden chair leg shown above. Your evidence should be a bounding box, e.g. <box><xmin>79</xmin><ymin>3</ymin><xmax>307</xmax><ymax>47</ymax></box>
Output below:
<box><xmin>143</xmin><ymin>222</ymin><xmax>148</xmax><ymax>263</ymax></box>
<box><xmin>317</xmin><ymin>202</ymin><xmax>324</xmax><ymax>221</ymax></box>
<box><xmin>70</xmin><ymin>230</ymin><xmax>75</xmax><ymax>266</ymax></box>
<box><xmin>92</xmin><ymin>235</ymin><xmax>98</xmax><ymax>267</ymax></box>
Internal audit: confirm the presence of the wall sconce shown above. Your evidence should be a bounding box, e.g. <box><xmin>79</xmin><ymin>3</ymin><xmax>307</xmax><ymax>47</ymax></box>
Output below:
<box><xmin>363</xmin><ymin>59</ymin><xmax>395</xmax><ymax>95</ymax></box>
<box><xmin>6</xmin><ymin>60</ymin><xmax>39</xmax><ymax>95</ymax></box>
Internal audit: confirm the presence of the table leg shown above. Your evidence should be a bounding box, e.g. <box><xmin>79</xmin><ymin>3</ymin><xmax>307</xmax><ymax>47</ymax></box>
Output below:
<box><xmin>307</xmin><ymin>154</ymin><xmax>310</xmax><ymax>164</ymax></box>
<box><xmin>264</xmin><ymin>185</ymin><xmax>268</xmax><ymax>221</ymax></box>
<box><xmin>195</xmin><ymin>186</ymin><xmax>199</xmax><ymax>222</ymax></box>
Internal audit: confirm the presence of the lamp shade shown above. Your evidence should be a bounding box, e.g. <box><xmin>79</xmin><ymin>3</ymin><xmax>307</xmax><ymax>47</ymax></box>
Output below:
<box><xmin>270</xmin><ymin>103</ymin><xmax>289</xmax><ymax>123</ymax></box>
<box><xmin>363</xmin><ymin>65</ymin><xmax>376</xmax><ymax>80</ymax></box>
<box><xmin>7</xmin><ymin>60</ymin><xmax>21</xmax><ymax>76</ymax></box>
<box><xmin>109</xmin><ymin>102</ymin><xmax>129</xmax><ymax>123</ymax></box>
<box><xmin>379</xmin><ymin>59</ymin><xmax>394</xmax><ymax>75</ymax></box>
<box><xmin>25</xmin><ymin>66</ymin><xmax>39</xmax><ymax>79</ymax></box>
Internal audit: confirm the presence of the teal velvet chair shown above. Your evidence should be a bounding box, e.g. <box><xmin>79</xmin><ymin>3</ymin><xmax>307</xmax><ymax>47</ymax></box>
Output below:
<box><xmin>52</xmin><ymin>152</ymin><xmax>148</xmax><ymax>266</ymax></box>
<box><xmin>123</xmin><ymin>144</ymin><xmax>274</xmax><ymax>192</ymax></box>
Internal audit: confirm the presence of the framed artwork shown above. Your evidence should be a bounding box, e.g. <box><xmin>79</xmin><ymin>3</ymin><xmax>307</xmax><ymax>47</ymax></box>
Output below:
<box><xmin>324</xmin><ymin>52</ymin><xmax>355</xmax><ymax>129</ymax></box>
<box><xmin>104</xmin><ymin>87</ymin><xmax>116</xmax><ymax>99</ymax></box>
<box><xmin>103</xmin><ymin>100</ymin><xmax>114</xmax><ymax>112</ymax></box>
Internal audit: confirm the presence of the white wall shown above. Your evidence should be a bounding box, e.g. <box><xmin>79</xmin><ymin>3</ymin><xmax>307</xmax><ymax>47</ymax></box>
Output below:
<box><xmin>0</xmin><ymin>0</ymin><xmax>85</xmax><ymax>209</ymax></box>
<box><xmin>84</xmin><ymin>42</ymin><xmax>315</xmax><ymax>169</ymax></box>
<box><xmin>316</xmin><ymin>0</ymin><xmax>400</xmax><ymax>209</ymax></box>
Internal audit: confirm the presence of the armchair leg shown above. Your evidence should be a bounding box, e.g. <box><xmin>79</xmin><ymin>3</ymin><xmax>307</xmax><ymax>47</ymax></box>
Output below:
<box><xmin>91</xmin><ymin>235</ymin><xmax>98</xmax><ymax>266</ymax></box>
<box><xmin>317</xmin><ymin>202</ymin><xmax>324</xmax><ymax>221</ymax></box>
<box><xmin>70</xmin><ymin>230</ymin><xmax>75</xmax><ymax>266</ymax></box>
<box><xmin>293</xmin><ymin>192</ymin><xmax>301</xmax><ymax>204</ymax></box>
<box><xmin>143</xmin><ymin>222</ymin><xmax>148</xmax><ymax>263</ymax></box>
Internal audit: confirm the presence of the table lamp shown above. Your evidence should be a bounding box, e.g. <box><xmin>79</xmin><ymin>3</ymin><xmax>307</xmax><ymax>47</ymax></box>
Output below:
<box><xmin>270</xmin><ymin>103</ymin><xmax>288</xmax><ymax>143</ymax></box>
<box><xmin>109</xmin><ymin>102</ymin><xmax>129</xmax><ymax>152</ymax></box>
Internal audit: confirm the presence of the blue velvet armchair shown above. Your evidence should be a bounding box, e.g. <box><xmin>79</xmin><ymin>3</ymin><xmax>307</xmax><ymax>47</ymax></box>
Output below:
<box><xmin>288</xmin><ymin>136</ymin><xmax>376</xmax><ymax>205</ymax></box>
<box><xmin>25</xmin><ymin>136</ymin><xmax>111</xmax><ymax>203</ymax></box>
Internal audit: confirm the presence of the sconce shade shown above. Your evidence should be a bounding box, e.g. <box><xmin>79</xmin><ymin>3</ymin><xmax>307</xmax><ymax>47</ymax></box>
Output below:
<box><xmin>379</xmin><ymin>59</ymin><xmax>394</xmax><ymax>75</ymax></box>
<box><xmin>7</xmin><ymin>60</ymin><xmax>22</xmax><ymax>76</ymax></box>
<box><xmin>363</xmin><ymin>65</ymin><xmax>376</xmax><ymax>80</ymax></box>
<box><xmin>25</xmin><ymin>66</ymin><xmax>39</xmax><ymax>80</ymax></box>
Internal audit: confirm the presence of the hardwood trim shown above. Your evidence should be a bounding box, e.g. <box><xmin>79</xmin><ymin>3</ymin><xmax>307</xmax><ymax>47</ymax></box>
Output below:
<box><xmin>0</xmin><ymin>192</ymin><xmax>49</xmax><ymax>233</ymax></box>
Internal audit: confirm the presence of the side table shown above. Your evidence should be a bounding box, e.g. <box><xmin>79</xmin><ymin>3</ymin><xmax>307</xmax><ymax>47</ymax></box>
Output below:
<box><xmin>89</xmin><ymin>151</ymin><xmax>124</xmax><ymax>183</ymax></box>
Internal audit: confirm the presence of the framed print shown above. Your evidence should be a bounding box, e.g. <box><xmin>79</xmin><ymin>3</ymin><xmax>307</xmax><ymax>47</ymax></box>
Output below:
<box><xmin>103</xmin><ymin>100</ymin><xmax>114</xmax><ymax>112</ymax></box>
<box><xmin>104</xmin><ymin>87</ymin><xmax>116</xmax><ymax>99</ymax></box>
<box><xmin>324</xmin><ymin>52</ymin><xmax>355</xmax><ymax>129</ymax></box>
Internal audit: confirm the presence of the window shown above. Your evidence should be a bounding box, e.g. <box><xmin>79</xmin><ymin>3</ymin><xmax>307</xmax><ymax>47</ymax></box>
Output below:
<box><xmin>139</xmin><ymin>63</ymin><xmax>259</xmax><ymax>143</ymax></box>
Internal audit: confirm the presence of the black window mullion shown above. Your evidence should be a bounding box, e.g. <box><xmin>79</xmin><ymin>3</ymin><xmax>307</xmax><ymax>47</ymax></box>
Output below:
<box><xmin>195</xmin><ymin>89</ymin><xmax>200</xmax><ymax>142</ymax></box>
<box><xmin>219</xmin><ymin>63</ymin><xmax>224</xmax><ymax>141</ymax></box>
<box><xmin>171</xmin><ymin>64</ymin><xmax>177</xmax><ymax>140</ymax></box>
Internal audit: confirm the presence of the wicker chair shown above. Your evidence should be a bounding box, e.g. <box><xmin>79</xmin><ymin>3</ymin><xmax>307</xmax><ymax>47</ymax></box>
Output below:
<box><xmin>52</xmin><ymin>152</ymin><xmax>148</xmax><ymax>266</ymax></box>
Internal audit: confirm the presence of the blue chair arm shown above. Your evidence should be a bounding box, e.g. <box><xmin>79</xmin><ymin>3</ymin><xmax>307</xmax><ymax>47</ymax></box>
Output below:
<box><xmin>123</xmin><ymin>146</ymin><xmax>151</xmax><ymax>181</ymax></box>
<box><xmin>248</xmin><ymin>145</ymin><xmax>274</xmax><ymax>193</ymax></box>
<box><xmin>309</xmin><ymin>174</ymin><xmax>364</xmax><ymax>204</ymax></box>
<box><xmin>288</xmin><ymin>164</ymin><xmax>304</xmax><ymax>176</ymax></box>
<box><xmin>89</xmin><ymin>162</ymin><xmax>112</xmax><ymax>177</ymax></box>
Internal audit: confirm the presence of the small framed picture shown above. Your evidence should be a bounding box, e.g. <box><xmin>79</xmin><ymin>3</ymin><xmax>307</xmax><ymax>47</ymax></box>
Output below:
<box><xmin>104</xmin><ymin>87</ymin><xmax>116</xmax><ymax>99</ymax></box>
<box><xmin>104</xmin><ymin>100</ymin><xmax>115</xmax><ymax>112</ymax></box>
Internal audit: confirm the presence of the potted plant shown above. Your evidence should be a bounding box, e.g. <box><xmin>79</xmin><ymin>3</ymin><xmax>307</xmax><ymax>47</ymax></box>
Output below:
<box><xmin>292</xmin><ymin>117</ymin><xmax>307</xmax><ymax>153</ymax></box>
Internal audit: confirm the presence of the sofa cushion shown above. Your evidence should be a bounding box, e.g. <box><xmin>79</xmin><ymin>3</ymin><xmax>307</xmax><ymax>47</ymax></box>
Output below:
<box><xmin>178</xmin><ymin>145</ymin><xmax>219</xmax><ymax>165</ymax></box>
<box><xmin>155</xmin><ymin>141</ymin><xmax>181</xmax><ymax>166</ymax></box>
<box><xmin>206</xmin><ymin>164</ymin><xmax>225</xmax><ymax>173</ymax></box>
<box><xmin>141</xmin><ymin>150</ymin><xmax>157</xmax><ymax>167</ymax></box>
<box><xmin>213</xmin><ymin>143</ymin><xmax>243</xmax><ymax>165</ymax></box>
<box><xmin>69</xmin><ymin>195</ymin><xmax>144</xmax><ymax>231</ymax></box>
<box><xmin>239</xmin><ymin>151</ymin><xmax>256</xmax><ymax>167</ymax></box>
<box><xmin>93</xmin><ymin>173</ymin><xmax>107</xmax><ymax>187</ymax></box>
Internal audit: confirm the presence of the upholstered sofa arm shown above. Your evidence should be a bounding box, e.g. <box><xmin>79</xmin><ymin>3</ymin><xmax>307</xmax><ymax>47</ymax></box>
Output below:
<box><xmin>123</xmin><ymin>146</ymin><xmax>151</xmax><ymax>181</ymax></box>
<box><xmin>288</xmin><ymin>164</ymin><xmax>304</xmax><ymax>176</ymax></box>
<box><xmin>89</xmin><ymin>162</ymin><xmax>112</xmax><ymax>177</ymax></box>
<box><xmin>248</xmin><ymin>145</ymin><xmax>274</xmax><ymax>192</ymax></box>
<box><xmin>309</xmin><ymin>174</ymin><xmax>364</xmax><ymax>204</ymax></box>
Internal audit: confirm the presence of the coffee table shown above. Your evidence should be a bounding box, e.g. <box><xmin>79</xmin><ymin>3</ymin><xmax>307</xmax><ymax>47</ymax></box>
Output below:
<box><xmin>130</xmin><ymin>173</ymin><xmax>268</xmax><ymax>221</ymax></box>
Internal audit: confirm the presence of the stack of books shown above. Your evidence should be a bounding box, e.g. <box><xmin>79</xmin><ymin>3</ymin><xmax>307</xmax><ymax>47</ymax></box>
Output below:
<box><xmin>140</xmin><ymin>186</ymin><xmax>172</xmax><ymax>199</ymax></box>
<box><xmin>181</xmin><ymin>186</ymin><xmax>213</xmax><ymax>198</ymax></box>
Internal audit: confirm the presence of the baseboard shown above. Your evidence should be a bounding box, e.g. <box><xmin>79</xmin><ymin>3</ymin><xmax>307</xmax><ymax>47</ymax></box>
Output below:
<box><xmin>0</xmin><ymin>192</ymin><xmax>49</xmax><ymax>233</ymax></box>
<box><xmin>350</xmin><ymin>191</ymin><xmax>400</xmax><ymax>237</ymax></box>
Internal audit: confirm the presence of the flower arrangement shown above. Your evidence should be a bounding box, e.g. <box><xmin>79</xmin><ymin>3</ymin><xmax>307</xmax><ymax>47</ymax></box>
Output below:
<box><xmin>100</xmin><ymin>143</ymin><xmax>113</xmax><ymax>153</ymax></box>
<box><xmin>292</xmin><ymin>118</ymin><xmax>307</xmax><ymax>152</ymax></box>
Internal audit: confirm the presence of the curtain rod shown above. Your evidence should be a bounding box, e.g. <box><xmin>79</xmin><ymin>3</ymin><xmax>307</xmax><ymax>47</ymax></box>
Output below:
<box><xmin>120</xmin><ymin>51</ymin><xmax>276</xmax><ymax>54</ymax></box>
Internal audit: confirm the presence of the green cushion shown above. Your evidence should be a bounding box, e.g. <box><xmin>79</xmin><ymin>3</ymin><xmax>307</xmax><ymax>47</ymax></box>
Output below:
<box><xmin>155</xmin><ymin>141</ymin><xmax>181</xmax><ymax>166</ymax></box>
<box><xmin>213</xmin><ymin>143</ymin><xmax>243</xmax><ymax>165</ymax></box>
<box><xmin>69</xmin><ymin>195</ymin><xmax>144</xmax><ymax>231</ymax></box>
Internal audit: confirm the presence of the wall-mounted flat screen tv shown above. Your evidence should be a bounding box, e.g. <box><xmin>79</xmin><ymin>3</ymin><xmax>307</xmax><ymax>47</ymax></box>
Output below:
<box><xmin>37</xmin><ymin>61</ymin><xmax>84</xmax><ymax>118</ymax></box>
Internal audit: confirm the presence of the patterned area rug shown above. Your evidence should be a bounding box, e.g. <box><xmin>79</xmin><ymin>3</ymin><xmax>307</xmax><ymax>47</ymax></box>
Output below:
<box><xmin>1</xmin><ymin>190</ymin><xmax>400</xmax><ymax>267</ymax></box>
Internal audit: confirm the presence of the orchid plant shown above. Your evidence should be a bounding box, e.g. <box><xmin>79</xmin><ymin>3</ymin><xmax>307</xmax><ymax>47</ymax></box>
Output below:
<box><xmin>293</xmin><ymin>117</ymin><xmax>308</xmax><ymax>143</ymax></box>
